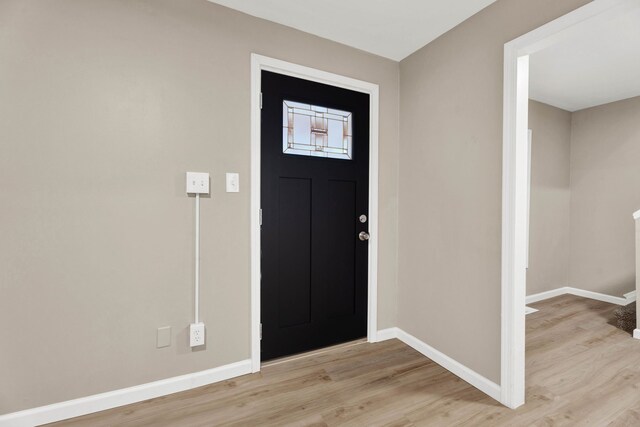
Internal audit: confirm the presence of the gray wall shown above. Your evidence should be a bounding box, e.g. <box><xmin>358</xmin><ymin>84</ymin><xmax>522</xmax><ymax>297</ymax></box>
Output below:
<box><xmin>527</xmin><ymin>100</ymin><xmax>572</xmax><ymax>295</ymax></box>
<box><xmin>526</xmin><ymin>97</ymin><xmax>640</xmax><ymax>298</ymax></box>
<box><xmin>0</xmin><ymin>0</ymin><xmax>400</xmax><ymax>414</ymax></box>
<box><xmin>398</xmin><ymin>0</ymin><xmax>590</xmax><ymax>383</ymax></box>
<box><xmin>569</xmin><ymin>96</ymin><xmax>640</xmax><ymax>296</ymax></box>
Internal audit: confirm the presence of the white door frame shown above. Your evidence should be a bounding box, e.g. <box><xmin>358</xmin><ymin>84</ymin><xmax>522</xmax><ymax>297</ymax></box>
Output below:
<box><xmin>501</xmin><ymin>0</ymin><xmax>638</xmax><ymax>409</ymax></box>
<box><xmin>250</xmin><ymin>54</ymin><xmax>380</xmax><ymax>372</ymax></box>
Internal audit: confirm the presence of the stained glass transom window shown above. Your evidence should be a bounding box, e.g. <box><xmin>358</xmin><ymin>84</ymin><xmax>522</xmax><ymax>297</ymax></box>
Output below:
<box><xmin>283</xmin><ymin>100</ymin><xmax>353</xmax><ymax>160</ymax></box>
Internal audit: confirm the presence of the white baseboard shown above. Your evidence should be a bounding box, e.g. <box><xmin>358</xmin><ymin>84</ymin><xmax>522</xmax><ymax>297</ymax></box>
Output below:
<box><xmin>375</xmin><ymin>328</ymin><xmax>399</xmax><ymax>342</ymax></box>
<box><xmin>525</xmin><ymin>287</ymin><xmax>569</xmax><ymax>304</ymax></box>
<box><xmin>0</xmin><ymin>359</ymin><xmax>252</xmax><ymax>427</ymax></box>
<box><xmin>374</xmin><ymin>327</ymin><xmax>501</xmax><ymax>403</ymax></box>
<box><xmin>634</xmin><ymin>329</ymin><xmax>640</xmax><ymax>340</ymax></box>
<box><xmin>526</xmin><ymin>287</ymin><xmax>636</xmax><ymax>306</ymax></box>
<box><xmin>568</xmin><ymin>287</ymin><xmax>635</xmax><ymax>305</ymax></box>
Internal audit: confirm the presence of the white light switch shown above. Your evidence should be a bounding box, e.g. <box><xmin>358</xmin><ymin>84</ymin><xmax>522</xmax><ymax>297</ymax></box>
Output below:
<box><xmin>226</xmin><ymin>173</ymin><xmax>239</xmax><ymax>193</ymax></box>
<box><xmin>186</xmin><ymin>172</ymin><xmax>210</xmax><ymax>194</ymax></box>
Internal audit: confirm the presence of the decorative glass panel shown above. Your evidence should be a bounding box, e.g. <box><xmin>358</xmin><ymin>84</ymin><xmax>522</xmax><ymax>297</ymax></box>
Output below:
<box><xmin>282</xmin><ymin>100</ymin><xmax>352</xmax><ymax>160</ymax></box>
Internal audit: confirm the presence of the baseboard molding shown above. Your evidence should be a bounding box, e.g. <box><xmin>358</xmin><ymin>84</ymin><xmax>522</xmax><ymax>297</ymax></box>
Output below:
<box><xmin>374</xmin><ymin>327</ymin><xmax>501</xmax><ymax>403</ymax></box>
<box><xmin>526</xmin><ymin>287</ymin><xmax>636</xmax><ymax>306</ymax></box>
<box><xmin>525</xmin><ymin>287</ymin><xmax>569</xmax><ymax>304</ymax></box>
<box><xmin>375</xmin><ymin>328</ymin><xmax>399</xmax><ymax>342</ymax></box>
<box><xmin>634</xmin><ymin>329</ymin><xmax>640</xmax><ymax>340</ymax></box>
<box><xmin>568</xmin><ymin>287</ymin><xmax>635</xmax><ymax>305</ymax></box>
<box><xmin>0</xmin><ymin>359</ymin><xmax>252</xmax><ymax>427</ymax></box>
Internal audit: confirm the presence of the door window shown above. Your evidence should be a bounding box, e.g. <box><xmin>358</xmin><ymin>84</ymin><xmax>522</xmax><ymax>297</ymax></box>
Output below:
<box><xmin>282</xmin><ymin>100</ymin><xmax>353</xmax><ymax>160</ymax></box>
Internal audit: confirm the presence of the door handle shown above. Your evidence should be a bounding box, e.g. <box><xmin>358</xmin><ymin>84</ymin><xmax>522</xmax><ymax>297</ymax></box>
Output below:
<box><xmin>358</xmin><ymin>231</ymin><xmax>370</xmax><ymax>241</ymax></box>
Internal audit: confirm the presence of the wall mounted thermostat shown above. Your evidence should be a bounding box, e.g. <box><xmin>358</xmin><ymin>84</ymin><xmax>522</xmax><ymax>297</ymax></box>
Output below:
<box><xmin>186</xmin><ymin>172</ymin><xmax>210</xmax><ymax>194</ymax></box>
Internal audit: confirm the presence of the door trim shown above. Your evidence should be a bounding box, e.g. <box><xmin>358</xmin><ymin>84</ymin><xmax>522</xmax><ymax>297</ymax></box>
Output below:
<box><xmin>501</xmin><ymin>0</ymin><xmax>638</xmax><ymax>409</ymax></box>
<box><xmin>250</xmin><ymin>54</ymin><xmax>380</xmax><ymax>372</ymax></box>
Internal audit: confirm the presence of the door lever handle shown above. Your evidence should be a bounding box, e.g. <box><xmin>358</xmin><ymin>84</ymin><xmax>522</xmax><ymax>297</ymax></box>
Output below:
<box><xmin>358</xmin><ymin>231</ymin><xmax>370</xmax><ymax>241</ymax></box>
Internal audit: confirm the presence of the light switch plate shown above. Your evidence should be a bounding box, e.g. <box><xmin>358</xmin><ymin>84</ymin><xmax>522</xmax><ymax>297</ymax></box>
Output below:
<box><xmin>226</xmin><ymin>173</ymin><xmax>239</xmax><ymax>193</ymax></box>
<box><xmin>186</xmin><ymin>172</ymin><xmax>210</xmax><ymax>194</ymax></box>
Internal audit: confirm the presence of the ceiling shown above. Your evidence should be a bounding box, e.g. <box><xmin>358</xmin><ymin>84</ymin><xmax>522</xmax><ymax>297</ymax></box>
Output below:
<box><xmin>207</xmin><ymin>0</ymin><xmax>497</xmax><ymax>61</ymax></box>
<box><xmin>530</xmin><ymin>6</ymin><xmax>640</xmax><ymax>112</ymax></box>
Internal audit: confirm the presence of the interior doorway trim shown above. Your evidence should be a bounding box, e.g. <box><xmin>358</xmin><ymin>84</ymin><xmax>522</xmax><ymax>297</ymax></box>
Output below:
<box><xmin>501</xmin><ymin>0</ymin><xmax>638</xmax><ymax>409</ymax></box>
<box><xmin>250</xmin><ymin>54</ymin><xmax>380</xmax><ymax>373</ymax></box>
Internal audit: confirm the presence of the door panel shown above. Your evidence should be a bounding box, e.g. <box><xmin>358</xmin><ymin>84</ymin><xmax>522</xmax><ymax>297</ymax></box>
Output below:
<box><xmin>277</xmin><ymin>177</ymin><xmax>312</xmax><ymax>328</ymax></box>
<box><xmin>325</xmin><ymin>179</ymin><xmax>357</xmax><ymax>319</ymax></box>
<box><xmin>261</xmin><ymin>71</ymin><xmax>370</xmax><ymax>361</ymax></box>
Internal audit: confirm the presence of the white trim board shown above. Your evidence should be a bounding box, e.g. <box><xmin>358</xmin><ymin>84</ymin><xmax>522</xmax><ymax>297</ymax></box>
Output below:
<box><xmin>250</xmin><ymin>54</ymin><xmax>380</xmax><ymax>373</ymax></box>
<box><xmin>525</xmin><ymin>287</ymin><xmax>567</xmax><ymax>304</ymax></box>
<box><xmin>373</xmin><ymin>328</ymin><xmax>501</xmax><ymax>402</ymax></box>
<box><xmin>634</xmin><ymin>329</ymin><xmax>640</xmax><ymax>340</ymax></box>
<box><xmin>0</xmin><ymin>360</ymin><xmax>252</xmax><ymax>427</ymax></box>
<box><xmin>501</xmin><ymin>0</ymin><xmax>640</xmax><ymax>409</ymax></box>
<box><xmin>375</xmin><ymin>328</ymin><xmax>399</xmax><ymax>342</ymax></box>
<box><xmin>526</xmin><ymin>287</ymin><xmax>636</xmax><ymax>306</ymax></box>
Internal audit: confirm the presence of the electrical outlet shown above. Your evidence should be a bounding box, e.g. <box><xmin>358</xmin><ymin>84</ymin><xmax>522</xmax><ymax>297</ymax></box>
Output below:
<box><xmin>190</xmin><ymin>322</ymin><xmax>205</xmax><ymax>347</ymax></box>
<box><xmin>186</xmin><ymin>172</ymin><xmax>210</xmax><ymax>194</ymax></box>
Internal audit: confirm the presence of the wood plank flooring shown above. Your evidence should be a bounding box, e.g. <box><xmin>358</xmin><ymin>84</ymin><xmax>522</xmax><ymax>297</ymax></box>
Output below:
<box><xmin>50</xmin><ymin>295</ymin><xmax>640</xmax><ymax>426</ymax></box>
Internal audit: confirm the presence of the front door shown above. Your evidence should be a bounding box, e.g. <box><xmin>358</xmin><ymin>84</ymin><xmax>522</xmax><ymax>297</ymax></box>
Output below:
<box><xmin>261</xmin><ymin>70</ymin><xmax>370</xmax><ymax>361</ymax></box>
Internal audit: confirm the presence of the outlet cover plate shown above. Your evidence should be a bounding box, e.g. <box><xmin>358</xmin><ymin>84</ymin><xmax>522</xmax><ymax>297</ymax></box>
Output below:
<box><xmin>157</xmin><ymin>326</ymin><xmax>171</xmax><ymax>348</ymax></box>
<box><xmin>190</xmin><ymin>322</ymin><xmax>205</xmax><ymax>347</ymax></box>
<box><xmin>225</xmin><ymin>173</ymin><xmax>239</xmax><ymax>193</ymax></box>
<box><xmin>186</xmin><ymin>172</ymin><xmax>210</xmax><ymax>194</ymax></box>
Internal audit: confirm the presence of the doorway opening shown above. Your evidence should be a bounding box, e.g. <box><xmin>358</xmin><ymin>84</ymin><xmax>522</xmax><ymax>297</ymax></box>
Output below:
<box><xmin>501</xmin><ymin>0</ymin><xmax>640</xmax><ymax>409</ymax></box>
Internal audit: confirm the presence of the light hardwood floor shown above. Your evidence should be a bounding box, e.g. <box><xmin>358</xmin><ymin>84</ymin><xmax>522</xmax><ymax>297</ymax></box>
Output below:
<box><xmin>51</xmin><ymin>295</ymin><xmax>640</xmax><ymax>426</ymax></box>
